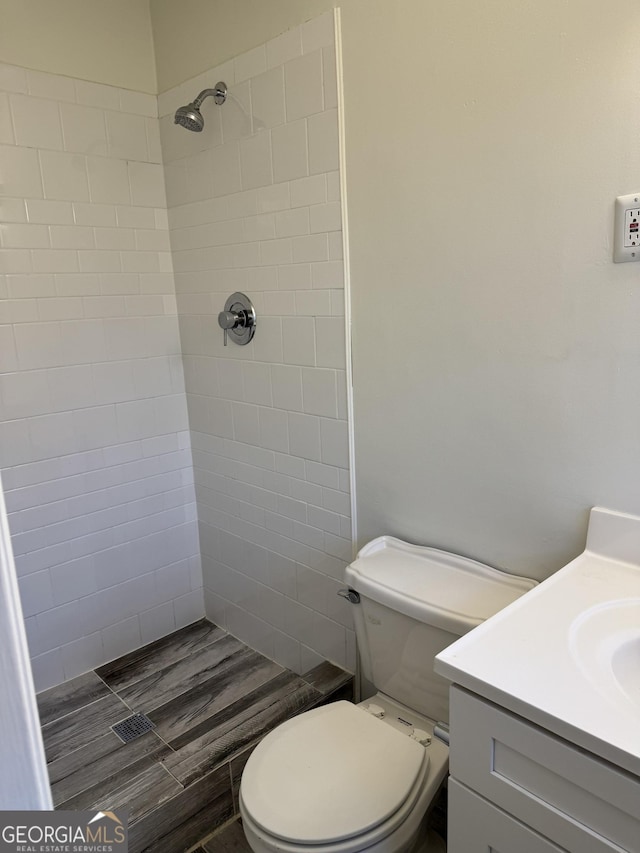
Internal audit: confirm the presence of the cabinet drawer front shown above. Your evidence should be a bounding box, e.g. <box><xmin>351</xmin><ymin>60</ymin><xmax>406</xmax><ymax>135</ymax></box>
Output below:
<box><xmin>450</xmin><ymin>687</ymin><xmax>640</xmax><ymax>853</ymax></box>
<box><xmin>448</xmin><ymin>779</ymin><xmax>566</xmax><ymax>853</ymax></box>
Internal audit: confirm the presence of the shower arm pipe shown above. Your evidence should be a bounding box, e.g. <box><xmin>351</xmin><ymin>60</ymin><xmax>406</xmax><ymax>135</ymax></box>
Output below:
<box><xmin>193</xmin><ymin>84</ymin><xmax>227</xmax><ymax>107</ymax></box>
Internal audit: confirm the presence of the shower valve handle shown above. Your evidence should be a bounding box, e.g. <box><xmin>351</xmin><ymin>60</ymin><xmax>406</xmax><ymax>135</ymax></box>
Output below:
<box><xmin>218</xmin><ymin>310</ymin><xmax>242</xmax><ymax>346</ymax></box>
<box><xmin>218</xmin><ymin>310</ymin><xmax>239</xmax><ymax>329</ymax></box>
<box><xmin>217</xmin><ymin>293</ymin><xmax>256</xmax><ymax>347</ymax></box>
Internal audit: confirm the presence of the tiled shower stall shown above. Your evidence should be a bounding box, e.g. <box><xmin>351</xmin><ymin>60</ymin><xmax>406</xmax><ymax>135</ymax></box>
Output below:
<box><xmin>0</xmin><ymin>11</ymin><xmax>355</xmax><ymax>692</ymax></box>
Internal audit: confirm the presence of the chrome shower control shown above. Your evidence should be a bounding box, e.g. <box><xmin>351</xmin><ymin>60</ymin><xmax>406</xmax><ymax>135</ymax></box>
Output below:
<box><xmin>218</xmin><ymin>292</ymin><xmax>256</xmax><ymax>346</ymax></box>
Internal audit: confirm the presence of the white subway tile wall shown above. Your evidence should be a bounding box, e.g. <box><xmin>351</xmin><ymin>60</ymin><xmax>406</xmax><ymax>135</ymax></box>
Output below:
<box><xmin>161</xmin><ymin>11</ymin><xmax>354</xmax><ymax>675</ymax></box>
<box><xmin>0</xmin><ymin>11</ymin><xmax>353</xmax><ymax>689</ymax></box>
<box><xmin>0</xmin><ymin>66</ymin><xmax>202</xmax><ymax>690</ymax></box>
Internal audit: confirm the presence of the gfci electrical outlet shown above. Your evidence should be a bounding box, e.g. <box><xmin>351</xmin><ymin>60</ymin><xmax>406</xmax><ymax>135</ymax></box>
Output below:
<box><xmin>614</xmin><ymin>194</ymin><xmax>640</xmax><ymax>263</ymax></box>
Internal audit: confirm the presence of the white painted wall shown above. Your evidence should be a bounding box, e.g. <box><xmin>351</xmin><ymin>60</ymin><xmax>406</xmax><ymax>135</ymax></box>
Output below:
<box><xmin>0</xmin><ymin>472</ymin><xmax>51</xmax><ymax>808</ymax></box>
<box><xmin>0</xmin><ymin>0</ymin><xmax>157</xmax><ymax>93</ymax></box>
<box><xmin>152</xmin><ymin>0</ymin><xmax>640</xmax><ymax>582</ymax></box>
<box><xmin>344</xmin><ymin>2</ymin><xmax>640</xmax><ymax>578</ymax></box>
<box><xmin>0</xmin><ymin>64</ymin><xmax>202</xmax><ymax>691</ymax></box>
<box><xmin>160</xmin><ymin>12</ymin><xmax>354</xmax><ymax>674</ymax></box>
<box><xmin>151</xmin><ymin>0</ymin><xmax>337</xmax><ymax>93</ymax></box>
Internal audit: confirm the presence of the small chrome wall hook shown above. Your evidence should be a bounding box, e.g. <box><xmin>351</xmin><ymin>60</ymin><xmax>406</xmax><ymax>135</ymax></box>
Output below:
<box><xmin>218</xmin><ymin>292</ymin><xmax>256</xmax><ymax>346</ymax></box>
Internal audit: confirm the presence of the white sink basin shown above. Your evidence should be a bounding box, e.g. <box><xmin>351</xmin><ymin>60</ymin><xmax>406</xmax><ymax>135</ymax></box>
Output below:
<box><xmin>570</xmin><ymin>599</ymin><xmax>640</xmax><ymax>713</ymax></box>
<box><xmin>435</xmin><ymin>507</ymin><xmax>640</xmax><ymax>777</ymax></box>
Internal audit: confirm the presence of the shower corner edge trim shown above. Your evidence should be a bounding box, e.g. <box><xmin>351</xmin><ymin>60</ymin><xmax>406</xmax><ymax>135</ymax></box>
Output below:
<box><xmin>0</xmin><ymin>472</ymin><xmax>53</xmax><ymax>809</ymax></box>
<box><xmin>333</xmin><ymin>6</ymin><xmax>357</xmax><ymax>559</ymax></box>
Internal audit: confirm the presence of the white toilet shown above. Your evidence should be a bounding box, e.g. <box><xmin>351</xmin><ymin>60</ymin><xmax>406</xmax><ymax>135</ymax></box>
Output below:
<box><xmin>239</xmin><ymin>537</ymin><xmax>536</xmax><ymax>853</ymax></box>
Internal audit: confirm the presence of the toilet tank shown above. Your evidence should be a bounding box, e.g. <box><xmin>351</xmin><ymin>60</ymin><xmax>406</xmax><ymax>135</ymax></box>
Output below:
<box><xmin>345</xmin><ymin>537</ymin><xmax>537</xmax><ymax>723</ymax></box>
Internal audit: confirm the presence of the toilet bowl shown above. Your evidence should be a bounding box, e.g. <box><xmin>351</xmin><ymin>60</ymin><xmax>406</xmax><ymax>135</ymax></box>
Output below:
<box><xmin>240</xmin><ymin>537</ymin><xmax>537</xmax><ymax>853</ymax></box>
<box><xmin>240</xmin><ymin>696</ymin><xmax>449</xmax><ymax>853</ymax></box>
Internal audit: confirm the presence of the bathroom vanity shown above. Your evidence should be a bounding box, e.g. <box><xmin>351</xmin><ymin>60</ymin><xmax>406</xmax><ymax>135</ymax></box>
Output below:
<box><xmin>435</xmin><ymin>507</ymin><xmax>640</xmax><ymax>853</ymax></box>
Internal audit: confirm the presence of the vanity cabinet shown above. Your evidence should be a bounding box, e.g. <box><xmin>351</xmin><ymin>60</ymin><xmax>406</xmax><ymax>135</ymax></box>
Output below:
<box><xmin>448</xmin><ymin>780</ymin><xmax>565</xmax><ymax>853</ymax></box>
<box><xmin>447</xmin><ymin>686</ymin><xmax>640</xmax><ymax>853</ymax></box>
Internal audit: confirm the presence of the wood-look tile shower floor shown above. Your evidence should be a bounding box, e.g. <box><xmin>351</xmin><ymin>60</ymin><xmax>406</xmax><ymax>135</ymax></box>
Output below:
<box><xmin>37</xmin><ymin>619</ymin><xmax>353</xmax><ymax>853</ymax></box>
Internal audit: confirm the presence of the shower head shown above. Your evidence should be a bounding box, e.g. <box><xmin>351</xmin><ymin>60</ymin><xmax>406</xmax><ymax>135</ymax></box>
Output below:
<box><xmin>174</xmin><ymin>82</ymin><xmax>227</xmax><ymax>132</ymax></box>
<box><xmin>174</xmin><ymin>102</ymin><xmax>205</xmax><ymax>132</ymax></box>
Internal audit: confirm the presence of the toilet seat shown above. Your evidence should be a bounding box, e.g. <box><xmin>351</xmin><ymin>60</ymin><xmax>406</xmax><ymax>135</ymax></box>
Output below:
<box><xmin>240</xmin><ymin>701</ymin><xmax>430</xmax><ymax>848</ymax></box>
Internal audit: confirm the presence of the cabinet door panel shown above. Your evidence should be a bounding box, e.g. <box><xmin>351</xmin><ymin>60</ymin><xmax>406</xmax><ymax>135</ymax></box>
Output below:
<box><xmin>448</xmin><ymin>780</ymin><xmax>566</xmax><ymax>853</ymax></box>
<box><xmin>450</xmin><ymin>687</ymin><xmax>639</xmax><ymax>853</ymax></box>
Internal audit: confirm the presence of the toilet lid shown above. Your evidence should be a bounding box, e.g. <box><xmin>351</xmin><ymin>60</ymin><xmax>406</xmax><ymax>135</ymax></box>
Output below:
<box><xmin>241</xmin><ymin>701</ymin><xmax>428</xmax><ymax>845</ymax></box>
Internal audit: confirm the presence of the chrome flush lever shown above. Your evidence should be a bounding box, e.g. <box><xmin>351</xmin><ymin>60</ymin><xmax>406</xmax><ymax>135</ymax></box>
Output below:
<box><xmin>218</xmin><ymin>292</ymin><xmax>256</xmax><ymax>346</ymax></box>
<box><xmin>338</xmin><ymin>588</ymin><xmax>360</xmax><ymax>604</ymax></box>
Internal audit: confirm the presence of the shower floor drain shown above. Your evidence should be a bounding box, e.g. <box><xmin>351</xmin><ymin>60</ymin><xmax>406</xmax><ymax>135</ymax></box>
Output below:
<box><xmin>111</xmin><ymin>713</ymin><xmax>156</xmax><ymax>744</ymax></box>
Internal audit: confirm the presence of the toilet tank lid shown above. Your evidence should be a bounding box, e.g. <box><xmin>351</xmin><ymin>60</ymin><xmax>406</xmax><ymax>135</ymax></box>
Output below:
<box><xmin>345</xmin><ymin>536</ymin><xmax>537</xmax><ymax>635</ymax></box>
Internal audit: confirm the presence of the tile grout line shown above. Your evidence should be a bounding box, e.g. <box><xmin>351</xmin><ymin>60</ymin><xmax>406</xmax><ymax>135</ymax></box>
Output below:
<box><xmin>194</xmin><ymin>813</ymin><xmax>241</xmax><ymax>853</ymax></box>
<box><xmin>52</xmin><ymin>742</ymin><xmax>173</xmax><ymax>812</ymax></box>
<box><xmin>96</xmin><ymin>625</ymin><xmax>230</xmax><ymax>695</ymax></box>
<box><xmin>43</xmin><ymin>668</ymin><xmax>164</xmax><ymax>775</ymax></box>
<box><xmin>90</xmin><ymin>630</ymin><xmax>249</xmax><ymax>795</ymax></box>
<box><xmin>40</xmin><ymin>690</ymin><xmax>115</xmax><ymax>734</ymax></box>
<box><xmin>96</xmin><ymin>659</ymin><xmax>192</xmax><ymax>765</ymax></box>
<box><xmin>94</xmin><ymin>668</ymin><xmax>141</xmax><ymax>720</ymax></box>
<box><xmin>144</xmin><ymin>658</ymin><xmax>287</xmax><ymax>748</ymax></box>
<box><xmin>160</xmin><ymin>760</ymin><xmax>186</xmax><ymax>789</ymax></box>
<box><xmin>116</xmin><ymin>642</ymin><xmax>260</xmax><ymax>719</ymax></box>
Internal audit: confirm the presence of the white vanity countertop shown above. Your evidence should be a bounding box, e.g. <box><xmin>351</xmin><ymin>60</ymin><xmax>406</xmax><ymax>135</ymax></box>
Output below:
<box><xmin>435</xmin><ymin>507</ymin><xmax>640</xmax><ymax>778</ymax></box>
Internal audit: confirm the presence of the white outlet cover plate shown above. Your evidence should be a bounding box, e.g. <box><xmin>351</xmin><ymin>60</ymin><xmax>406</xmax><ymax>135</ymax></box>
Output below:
<box><xmin>614</xmin><ymin>193</ymin><xmax>640</xmax><ymax>263</ymax></box>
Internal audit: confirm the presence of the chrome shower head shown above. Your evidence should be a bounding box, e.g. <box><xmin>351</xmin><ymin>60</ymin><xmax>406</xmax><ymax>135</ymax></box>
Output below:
<box><xmin>174</xmin><ymin>102</ymin><xmax>205</xmax><ymax>132</ymax></box>
<box><xmin>174</xmin><ymin>82</ymin><xmax>227</xmax><ymax>132</ymax></box>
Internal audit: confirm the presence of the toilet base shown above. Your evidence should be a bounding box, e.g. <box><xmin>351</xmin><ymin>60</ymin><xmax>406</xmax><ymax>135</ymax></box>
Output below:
<box><xmin>402</xmin><ymin>807</ymin><xmax>447</xmax><ymax>853</ymax></box>
<box><xmin>416</xmin><ymin>828</ymin><xmax>447</xmax><ymax>853</ymax></box>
